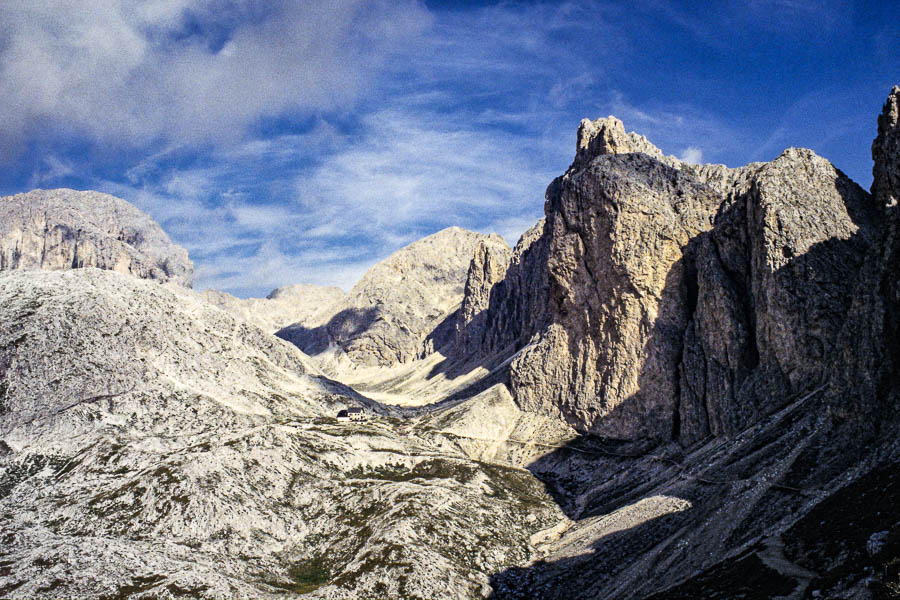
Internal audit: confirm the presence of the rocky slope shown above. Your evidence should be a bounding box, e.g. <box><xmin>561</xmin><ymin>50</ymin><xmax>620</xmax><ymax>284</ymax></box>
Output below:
<box><xmin>278</xmin><ymin>227</ymin><xmax>504</xmax><ymax>368</ymax></box>
<box><xmin>203</xmin><ymin>284</ymin><xmax>346</xmax><ymax>334</ymax></box>
<box><xmin>0</xmin><ymin>268</ymin><xmax>568</xmax><ymax>599</ymax></box>
<box><xmin>0</xmin><ymin>189</ymin><xmax>193</xmax><ymax>285</ymax></box>
<box><xmin>490</xmin><ymin>389</ymin><xmax>899</xmax><ymax>600</ymax></box>
<box><xmin>0</xmin><ymin>268</ymin><xmax>374</xmax><ymax>438</ymax></box>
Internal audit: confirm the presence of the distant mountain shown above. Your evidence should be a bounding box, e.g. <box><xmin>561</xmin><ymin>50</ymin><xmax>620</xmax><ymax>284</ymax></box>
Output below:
<box><xmin>0</xmin><ymin>188</ymin><xmax>193</xmax><ymax>286</ymax></box>
<box><xmin>203</xmin><ymin>283</ymin><xmax>346</xmax><ymax>334</ymax></box>
<box><xmin>277</xmin><ymin>226</ymin><xmax>507</xmax><ymax>368</ymax></box>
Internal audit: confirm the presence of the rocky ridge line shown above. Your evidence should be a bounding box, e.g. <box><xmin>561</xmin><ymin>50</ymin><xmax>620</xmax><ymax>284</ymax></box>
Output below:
<box><xmin>203</xmin><ymin>283</ymin><xmax>346</xmax><ymax>334</ymax></box>
<box><xmin>278</xmin><ymin>227</ymin><xmax>503</xmax><ymax>368</ymax></box>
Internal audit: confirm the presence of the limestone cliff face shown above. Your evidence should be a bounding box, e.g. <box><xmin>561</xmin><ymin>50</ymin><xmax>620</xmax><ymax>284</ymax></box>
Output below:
<box><xmin>510</xmin><ymin>150</ymin><xmax>728</xmax><ymax>440</ymax></box>
<box><xmin>871</xmin><ymin>86</ymin><xmax>900</xmax><ymax>416</ymax></box>
<box><xmin>460</xmin><ymin>115</ymin><xmax>880</xmax><ymax>442</ymax></box>
<box><xmin>454</xmin><ymin>236</ymin><xmax>512</xmax><ymax>353</ymax></box>
<box><xmin>0</xmin><ymin>189</ymin><xmax>193</xmax><ymax>285</ymax></box>
<box><xmin>677</xmin><ymin>149</ymin><xmax>877</xmax><ymax>442</ymax></box>
<box><xmin>454</xmin><ymin>219</ymin><xmax>552</xmax><ymax>362</ymax></box>
<box><xmin>279</xmin><ymin>227</ymin><xmax>498</xmax><ymax>367</ymax></box>
<box><xmin>872</xmin><ymin>86</ymin><xmax>900</xmax><ymax>208</ymax></box>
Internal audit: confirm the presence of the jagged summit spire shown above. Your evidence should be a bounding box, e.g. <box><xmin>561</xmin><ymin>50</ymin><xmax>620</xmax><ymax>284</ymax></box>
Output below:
<box><xmin>872</xmin><ymin>85</ymin><xmax>900</xmax><ymax>206</ymax></box>
<box><xmin>574</xmin><ymin>115</ymin><xmax>675</xmax><ymax>169</ymax></box>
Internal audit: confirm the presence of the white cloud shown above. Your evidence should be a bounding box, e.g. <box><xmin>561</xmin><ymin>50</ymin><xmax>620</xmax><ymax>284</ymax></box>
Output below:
<box><xmin>0</xmin><ymin>0</ymin><xmax>430</xmax><ymax>157</ymax></box>
<box><xmin>679</xmin><ymin>147</ymin><xmax>703</xmax><ymax>163</ymax></box>
<box><xmin>28</xmin><ymin>155</ymin><xmax>75</xmax><ymax>188</ymax></box>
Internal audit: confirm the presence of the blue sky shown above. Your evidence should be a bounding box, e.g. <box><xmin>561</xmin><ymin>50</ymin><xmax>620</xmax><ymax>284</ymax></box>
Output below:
<box><xmin>0</xmin><ymin>1</ymin><xmax>895</xmax><ymax>297</ymax></box>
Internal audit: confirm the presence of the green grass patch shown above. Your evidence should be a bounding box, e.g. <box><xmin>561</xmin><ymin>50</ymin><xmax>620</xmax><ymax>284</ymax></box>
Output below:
<box><xmin>265</xmin><ymin>558</ymin><xmax>332</xmax><ymax>594</ymax></box>
<box><xmin>346</xmin><ymin>459</ymin><xmax>478</xmax><ymax>484</ymax></box>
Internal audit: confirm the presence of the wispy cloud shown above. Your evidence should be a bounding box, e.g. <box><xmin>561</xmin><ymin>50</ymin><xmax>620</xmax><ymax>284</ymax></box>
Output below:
<box><xmin>294</xmin><ymin>109</ymin><xmax>556</xmax><ymax>240</ymax></box>
<box><xmin>607</xmin><ymin>91</ymin><xmax>737</xmax><ymax>164</ymax></box>
<box><xmin>28</xmin><ymin>155</ymin><xmax>75</xmax><ymax>189</ymax></box>
<box><xmin>98</xmin><ymin>103</ymin><xmax>558</xmax><ymax>296</ymax></box>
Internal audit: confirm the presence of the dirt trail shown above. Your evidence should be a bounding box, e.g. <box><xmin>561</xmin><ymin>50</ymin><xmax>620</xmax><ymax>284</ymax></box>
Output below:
<box><xmin>757</xmin><ymin>535</ymin><xmax>819</xmax><ymax>599</ymax></box>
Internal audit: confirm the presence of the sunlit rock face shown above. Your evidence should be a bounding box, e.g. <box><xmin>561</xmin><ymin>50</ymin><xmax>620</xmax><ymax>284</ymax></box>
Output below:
<box><xmin>457</xmin><ymin>113</ymin><xmax>878</xmax><ymax>443</ymax></box>
<box><xmin>0</xmin><ymin>188</ymin><xmax>193</xmax><ymax>286</ymax></box>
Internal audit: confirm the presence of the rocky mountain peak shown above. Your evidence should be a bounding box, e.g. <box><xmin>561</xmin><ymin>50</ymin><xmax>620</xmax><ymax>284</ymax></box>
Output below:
<box><xmin>872</xmin><ymin>85</ymin><xmax>900</xmax><ymax>206</ymax></box>
<box><xmin>455</xmin><ymin>235</ymin><xmax>513</xmax><ymax>351</ymax></box>
<box><xmin>575</xmin><ymin>116</ymin><xmax>672</xmax><ymax>167</ymax></box>
<box><xmin>278</xmin><ymin>226</ymin><xmax>501</xmax><ymax>367</ymax></box>
<box><xmin>0</xmin><ymin>188</ymin><xmax>193</xmax><ymax>286</ymax></box>
<box><xmin>455</xmin><ymin>103</ymin><xmax>882</xmax><ymax>443</ymax></box>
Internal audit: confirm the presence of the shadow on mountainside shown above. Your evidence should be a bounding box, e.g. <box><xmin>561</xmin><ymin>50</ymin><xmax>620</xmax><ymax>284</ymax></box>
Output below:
<box><xmin>488</xmin><ymin>161</ymin><xmax>896</xmax><ymax>598</ymax></box>
<box><xmin>424</xmin><ymin>221</ymin><xmax>551</xmax><ymax>391</ymax></box>
<box><xmin>276</xmin><ymin>306</ymin><xmax>380</xmax><ymax>357</ymax></box>
<box><xmin>489</xmin><ymin>396</ymin><xmax>900</xmax><ymax>599</ymax></box>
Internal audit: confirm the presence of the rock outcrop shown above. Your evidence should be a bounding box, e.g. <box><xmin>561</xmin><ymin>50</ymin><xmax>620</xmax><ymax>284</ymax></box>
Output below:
<box><xmin>203</xmin><ymin>283</ymin><xmax>346</xmax><ymax>334</ymax></box>
<box><xmin>869</xmin><ymin>87</ymin><xmax>900</xmax><ymax>420</ymax></box>
<box><xmin>454</xmin><ymin>219</ymin><xmax>552</xmax><ymax>362</ymax></box>
<box><xmin>278</xmin><ymin>227</ymin><xmax>500</xmax><ymax>367</ymax></box>
<box><xmin>457</xmin><ymin>115</ymin><xmax>879</xmax><ymax>443</ymax></box>
<box><xmin>454</xmin><ymin>235</ymin><xmax>513</xmax><ymax>352</ymax></box>
<box><xmin>574</xmin><ymin>116</ymin><xmax>680</xmax><ymax>170</ymax></box>
<box><xmin>0</xmin><ymin>189</ymin><xmax>193</xmax><ymax>285</ymax></box>
<box><xmin>676</xmin><ymin>148</ymin><xmax>877</xmax><ymax>442</ymax></box>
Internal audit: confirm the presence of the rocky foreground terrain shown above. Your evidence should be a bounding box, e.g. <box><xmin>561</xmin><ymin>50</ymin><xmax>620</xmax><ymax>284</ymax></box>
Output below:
<box><xmin>1</xmin><ymin>88</ymin><xmax>899</xmax><ymax>599</ymax></box>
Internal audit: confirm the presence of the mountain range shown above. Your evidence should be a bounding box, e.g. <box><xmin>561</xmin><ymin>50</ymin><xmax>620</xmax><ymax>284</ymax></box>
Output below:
<box><xmin>0</xmin><ymin>87</ymin><xmax>898</xmax><ymax>599</ymax></box>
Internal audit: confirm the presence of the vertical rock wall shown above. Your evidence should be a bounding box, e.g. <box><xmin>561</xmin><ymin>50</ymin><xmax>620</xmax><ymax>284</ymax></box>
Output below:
<box><xmin>456</xmin><ymin>107</ymin><xmax>886</xmax><ymax>443</ymax></box>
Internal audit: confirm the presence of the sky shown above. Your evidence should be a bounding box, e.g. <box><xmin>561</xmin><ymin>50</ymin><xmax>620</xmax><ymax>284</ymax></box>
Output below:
<box><xmin>0</xmin><ymin>0</ymin><xmax>896</xmax><ymax>297</ymax></box>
